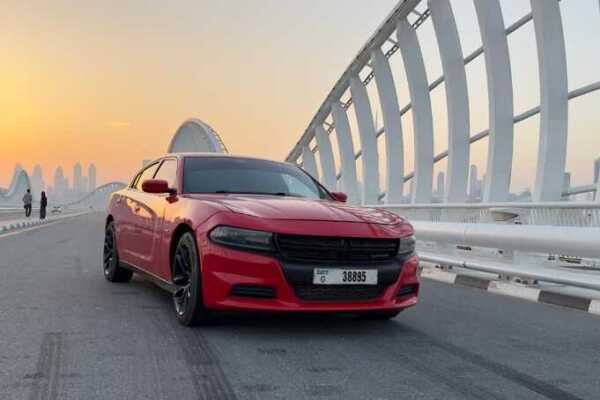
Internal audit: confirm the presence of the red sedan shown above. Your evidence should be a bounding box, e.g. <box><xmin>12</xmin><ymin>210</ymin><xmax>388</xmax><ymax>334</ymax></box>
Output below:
<box><xmin>103</xmin><ymin>153</ymin><xmax>419</xmax><ymax>326</ymax></box>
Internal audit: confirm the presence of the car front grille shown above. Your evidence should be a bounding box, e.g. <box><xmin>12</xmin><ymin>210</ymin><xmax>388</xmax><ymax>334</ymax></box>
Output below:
<box><xmin>276</xmin><ymin>234</ymin><xmax>399</xmax><ymax>263</ymax></box>
<box><xmin>293</xmin><ymin>284</ymin><xmax>385</xmax><ymax>302</ymax></box>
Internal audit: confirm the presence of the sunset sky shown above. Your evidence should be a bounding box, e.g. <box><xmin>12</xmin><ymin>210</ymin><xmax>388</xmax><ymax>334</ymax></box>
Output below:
<box><xmin>1</xmin><ymin>0</ymin><xmax>599</xmax><ymax>194</ymax></box>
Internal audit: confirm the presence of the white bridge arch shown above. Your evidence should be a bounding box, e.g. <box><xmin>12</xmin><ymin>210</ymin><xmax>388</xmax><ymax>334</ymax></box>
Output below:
<box><xmin>286</xmin><ymin>0</ymin><xmax>600</xmax><ymax>206</ymax></box>
<box><xmin>0</xmin><ymin>167</ymin><xmax>31</xmax><ymax>207</ymax></box>
<box><xmin>168</xmin><ymin>119</ymin><xmax>228</xmax><ymax>154</ymax></box>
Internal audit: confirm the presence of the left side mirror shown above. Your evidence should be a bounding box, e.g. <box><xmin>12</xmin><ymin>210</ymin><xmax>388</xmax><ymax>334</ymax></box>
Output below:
<box><xmin>142</xmin><ymin>179</ymin><xmax>170</xmax><ymax>194</ymax></box>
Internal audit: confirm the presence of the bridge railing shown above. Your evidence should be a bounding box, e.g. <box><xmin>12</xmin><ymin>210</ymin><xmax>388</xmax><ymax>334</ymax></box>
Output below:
<box><xmin>412</xmin><ymin>220</ymin><xmax>600</xmax><ymax>291</ymax></box>
<box><xmin>379</xmin><ymin>202</ymin><xmax>600</xmax><ymax>227</ymax></box>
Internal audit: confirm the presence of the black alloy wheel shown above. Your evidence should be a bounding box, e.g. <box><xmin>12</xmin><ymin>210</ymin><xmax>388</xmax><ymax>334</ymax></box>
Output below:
<box><xmin>171</xmin><ymin>232</ymin><xmax>213</xmax><ymax>326</ymax></box>
<box><xmin>103</xmin><ymin>221</ymin><xmax>133</xmax><ymax>282</ymax></box>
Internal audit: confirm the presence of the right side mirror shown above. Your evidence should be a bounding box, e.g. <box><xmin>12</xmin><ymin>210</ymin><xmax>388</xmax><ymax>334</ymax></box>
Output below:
<box><xmin>330</xmin><ymin>192</ymin><xmax>348</xmax><ymax>203</ymax></box>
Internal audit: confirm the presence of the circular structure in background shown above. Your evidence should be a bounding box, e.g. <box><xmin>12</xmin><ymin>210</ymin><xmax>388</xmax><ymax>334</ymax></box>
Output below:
<box><xmin>168</xmin><ymin>119</ymin><xmax>228</xmax><ymax>154</ymax></box>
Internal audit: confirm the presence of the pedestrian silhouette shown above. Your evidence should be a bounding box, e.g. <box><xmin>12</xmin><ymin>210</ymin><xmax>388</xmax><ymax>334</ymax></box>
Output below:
<box><xmin>40</xmin><ymin>191</ymin><xmax>48</xmax><ymax>220</ymax></box>
<box><xmin>23</xmin><ymin>189</ymin><xmax>32</xmax><ymax>218</ymax></box>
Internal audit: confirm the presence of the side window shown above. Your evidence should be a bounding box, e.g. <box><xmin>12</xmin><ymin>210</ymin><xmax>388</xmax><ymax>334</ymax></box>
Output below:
<box><xmin>153</xmin><ymin>159</ymin><xmax>178</xmax><ymax>189</ymax></box>
<box><xmin>134</xmin><ymin>163</ymin><xmax>160</xmax><ymax>190</ymax></box>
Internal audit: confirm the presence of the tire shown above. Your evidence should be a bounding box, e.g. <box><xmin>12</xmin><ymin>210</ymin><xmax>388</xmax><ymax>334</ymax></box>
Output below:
<box><xmin>358</xmin><ymin>310</ymin><xmax>402</xmax><ymax>321</ymax></box>
<box><xmin>171</xmin><ymin>232</ymin><xmax>213</xmax><ymax>326</ymax></box>
<box><xmin>103</xmin><ymin>221</ymin><xmax>133</xmax><ymax>283</ymax></box>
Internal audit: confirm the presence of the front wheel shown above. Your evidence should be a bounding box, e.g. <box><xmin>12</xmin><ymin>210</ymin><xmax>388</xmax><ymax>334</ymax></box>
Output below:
<box><xmin>103</xmin><ymin>221</ymin><xmax>133</xmax><ymax>282</ymax></box>
<box><xmin>171</xmin><ymin>232</ymin><xmax>213</xmax><ymax>326</ymax></box>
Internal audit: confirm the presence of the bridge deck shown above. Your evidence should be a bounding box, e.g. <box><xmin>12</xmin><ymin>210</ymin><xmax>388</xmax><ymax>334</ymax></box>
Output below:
<box><xmin>0</xmin><ymin>213</ymin><xmax>597</xmax><ymax>399</ymax></box>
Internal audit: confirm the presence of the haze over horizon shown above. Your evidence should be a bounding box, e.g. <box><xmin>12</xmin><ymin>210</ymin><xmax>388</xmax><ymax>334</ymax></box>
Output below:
<box><xmin>2</xmin><ymin>0</ymin><xmax>599</xmax><ymax>193</ymax></box>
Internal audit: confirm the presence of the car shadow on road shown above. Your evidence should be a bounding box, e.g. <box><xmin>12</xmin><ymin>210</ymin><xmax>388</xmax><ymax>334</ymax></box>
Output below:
<box><xmin>126</xmin><ymin>274</ymin><xmax>413</xmax><ymax>336</ymax></box>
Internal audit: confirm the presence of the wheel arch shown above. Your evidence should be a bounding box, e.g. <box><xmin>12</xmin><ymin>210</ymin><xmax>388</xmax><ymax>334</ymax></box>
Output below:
<box><xmin>169</xmin><ymin>223</ymin><xmax>198</xmax><ymax>277</ymax></box>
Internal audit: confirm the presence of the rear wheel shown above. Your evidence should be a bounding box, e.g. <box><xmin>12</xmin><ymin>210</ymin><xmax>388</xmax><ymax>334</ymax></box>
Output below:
<box><xmin>103</xmin><ymin>221</ymin><xmax>133</xmax><ymax>282</ymax></box>
<box><xmin>171</xmin><ymin>232</ymin><xmax>213</xmax><ymax>326</ymax></box>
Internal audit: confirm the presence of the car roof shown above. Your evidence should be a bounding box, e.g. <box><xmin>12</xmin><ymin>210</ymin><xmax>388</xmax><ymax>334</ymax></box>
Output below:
<box><xmin>156</xmin><ymin>152</ymin><xmax>297</xmax><ymax>166</ymax></box>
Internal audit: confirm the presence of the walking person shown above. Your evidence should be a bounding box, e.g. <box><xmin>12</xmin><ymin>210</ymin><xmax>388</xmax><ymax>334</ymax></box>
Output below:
<box><xmin>40</xmin><ymin>191</ymin><xmax>48</xmax><ymax>220</ymax></box>
<box><xmin>22</xmin><ymin>189</ymin><xmax>33</xmax><ymax>218</ymax></box>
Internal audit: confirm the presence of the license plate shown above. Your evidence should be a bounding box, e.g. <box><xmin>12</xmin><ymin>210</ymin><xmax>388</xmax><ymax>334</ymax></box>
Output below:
<box><xmin>313</xmin><ymin>268</ymin><xmax>378</xmax><ymax>285</ymax></box>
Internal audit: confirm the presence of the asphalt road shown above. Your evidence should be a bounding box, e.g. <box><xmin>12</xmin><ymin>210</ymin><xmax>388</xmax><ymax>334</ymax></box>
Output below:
<box><xmin>0</xmin><ymin>213</ymin><xmax>598</xmax><ymax>400</ymax></box>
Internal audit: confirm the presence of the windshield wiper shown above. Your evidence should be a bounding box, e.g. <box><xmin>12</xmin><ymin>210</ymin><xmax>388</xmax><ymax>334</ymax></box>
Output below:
<box><xmin>213</xmin><ymin>190</ymin><xmax>299</xmax><ymax>197</ymax></box>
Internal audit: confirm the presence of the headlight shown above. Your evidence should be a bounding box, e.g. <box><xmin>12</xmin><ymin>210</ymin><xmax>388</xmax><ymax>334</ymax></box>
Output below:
<box><xmin>209</xmin><ymin>226</ymin><xmax>274</xmax><ymax>252</ymax></box>
<box><xmin>398</xmin><ymin>235</ymin><xmax>416</xmax><ymax>256</ymax></box>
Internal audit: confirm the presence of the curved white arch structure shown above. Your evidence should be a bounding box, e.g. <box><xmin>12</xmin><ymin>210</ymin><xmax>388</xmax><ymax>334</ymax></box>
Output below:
<box><xmin>0</xmin><ymin>167</ymin><xmax>31</xmax><ymax>207</ymax></box>
<box><xmin>168</xmin><ymin>119</ymin><xmax>228</xmax><ymax>154</ymax></box>
<box><xmin>63</xmin><ymin>181</ymin><xmax>127</xmax><ymax>210</ymax></box>
<box><xmin>286</xmin><ymin>0</ymin><xmax>599</xmax><ymax>207</ymax></box>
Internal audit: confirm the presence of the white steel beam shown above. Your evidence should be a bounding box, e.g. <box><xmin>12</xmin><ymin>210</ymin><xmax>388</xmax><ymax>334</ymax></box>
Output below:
<box><xmin>429</xmin><ymin>0</ymin><xmax>470</xmax><ymax>203</ymax></box>
<box><xmin>371</xmin><ymin>48</ymin><xmax>404</xmax><ymax>204</ymax></box>
<box><xmin>314</xmin><ymin>126</ymin><xmax>337</xmax><ymax>191</ymax></box>
<box><xmin>474</xmin><ymin>0</ymin><xmax>514</xmax><ymax>202</ymax></box>
<box><xmin>397</xmin><ymin>18</ymin><xmax>433</xmax><ymax>203</ymax></box>
<box><xmin>331</xmin><ymin>103</ymin><xmax>360</xmax><ymax>203</ymax></box>
<box><xmin>349</xmin><ymin>75</ymin><xmax>380</xmax><ymax>204</ymax></box>
<box><xmin>301</xmin><ymin>145</ymin><xmax>318</xmax><ymax>179</ymax></box>
<box><xmin>530</xmin><ymin>0</ymin><xmax>569</xmax><ymax>202</ymax></box>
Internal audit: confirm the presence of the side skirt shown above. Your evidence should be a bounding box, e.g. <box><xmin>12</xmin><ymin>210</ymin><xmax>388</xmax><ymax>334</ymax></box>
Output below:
<box><xmin>119</xmin><ymin>261</ymin><xmax>177</xmax><ymax>294</ymax></box>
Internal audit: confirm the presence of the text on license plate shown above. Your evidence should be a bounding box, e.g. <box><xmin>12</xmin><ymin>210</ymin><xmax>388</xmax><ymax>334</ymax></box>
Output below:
<box><xmin>313</xmin><ymin>268</ymin><xmax>378</xmax><ymax>285</ymax></box>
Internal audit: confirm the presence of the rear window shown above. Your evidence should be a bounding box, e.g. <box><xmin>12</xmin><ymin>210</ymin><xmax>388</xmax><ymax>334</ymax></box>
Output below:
<box><xmin>183</xmin><ymin>157</ymin><xmax>329</xmax><ymax>200</ymax></box>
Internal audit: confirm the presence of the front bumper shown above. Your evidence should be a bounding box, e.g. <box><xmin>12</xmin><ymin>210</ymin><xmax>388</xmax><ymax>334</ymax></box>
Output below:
<box><xmin>200</xmin><ymin>241</ymin><xmax>420</xmax><ymax>313</ymax></box>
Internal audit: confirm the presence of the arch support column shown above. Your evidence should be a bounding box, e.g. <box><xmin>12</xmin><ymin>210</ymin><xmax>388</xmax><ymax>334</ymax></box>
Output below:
<box><xmin>531</xmin><ymin>0</ymin><xmax>569</xmax><ymax>202</ymax></box>
<box><xmin>371</xmin><ymin>48</ymin><xmax>404</xmax><ymax>204</ymax></box>
<box><xmin>397</xmin><ymin>18</ymin><xmax>434</xmax><ymax>203</ymax></box>
<box><xmin>331</xmin><ymin>103</ymin><xmax>360</xmax><ymax>203</ymax></box>
<box><xmin>349</xmin><ymin>75</ymin><xmax>380</xmax><ymax>204</ymax></box>
<box><xmin>301</xmin><ymin>145</ymin><xmax>318</xmax><ymax>179</ymax></box>
<box><xmin>474</xmin><ymin>0</ymin><xmax>514</xmax><ymax>202</ymax></box>
<box><xmin>429</xmin><ymin>0</ymin><xmax>470</xmax><ymax>203</ymax></box>
<box><xmin>314</xmin><ymin>126</ymin><xmax>337</xmax><ymax>190</ymax></box>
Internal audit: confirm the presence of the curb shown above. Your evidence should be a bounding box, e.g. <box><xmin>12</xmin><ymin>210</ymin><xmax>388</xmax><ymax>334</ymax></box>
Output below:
<box><xmin>0</xmin><ymin>218</ymin><xmax>48</xmax><ymax>233</ymax></box>
<box><xmin>0</xmin><ymin>212</ymin><xmax>92</xmax><ymax>236</ymax></box>
<box><xmin>422</xmin><ymin>268</ymin><xmax>600</xmax><ymax>316</ymax></box>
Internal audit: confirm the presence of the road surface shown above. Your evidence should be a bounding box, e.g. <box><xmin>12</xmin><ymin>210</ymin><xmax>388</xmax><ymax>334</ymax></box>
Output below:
<box><xmin>0</xmin><ymin>213</ymin><xmax>598</xmax><ymax>400</ymax></box>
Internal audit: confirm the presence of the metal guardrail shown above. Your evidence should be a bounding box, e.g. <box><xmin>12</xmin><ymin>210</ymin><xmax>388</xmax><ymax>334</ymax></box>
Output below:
<box><xmin>380</xmin><ymin>202</ymin><xmax>600</xmax><ymax>227</ymax></box>
<box><xmin>407</xmin><ymin>220</ymin><xmax>600</xmax><ymax>292</ymax></box>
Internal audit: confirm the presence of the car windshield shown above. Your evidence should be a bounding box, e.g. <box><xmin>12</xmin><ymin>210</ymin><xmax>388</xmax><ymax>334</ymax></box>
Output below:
<box><xmin>183</xmin><ymin>157</ymin><xmax>330</xmax><ymax>200</ymax></box>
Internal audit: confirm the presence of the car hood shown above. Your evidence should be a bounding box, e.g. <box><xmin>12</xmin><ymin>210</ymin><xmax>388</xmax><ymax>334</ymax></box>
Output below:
<box><xmin>186</xmin><ymin>194</ymin><xmax>403</xmax><ymax>225</ymax></box>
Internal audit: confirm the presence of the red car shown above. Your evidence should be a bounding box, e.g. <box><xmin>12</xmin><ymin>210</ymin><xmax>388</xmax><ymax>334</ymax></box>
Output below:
<box><xmin>103</xmin><ymin>153</ymin><xmax>419</xmax><ymax>326</ymax></box>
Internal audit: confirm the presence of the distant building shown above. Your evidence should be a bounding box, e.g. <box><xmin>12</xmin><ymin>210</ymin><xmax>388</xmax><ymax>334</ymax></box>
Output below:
<box><xmin>563</xmin><ymin>172</ymin><xmax>571</xmax><ymax>192</ymax></box>
<box><xmin>594</xmin><ymin>157</ymin><xmax>600</xmax><ymax>184</ymax></box>
<box><xmin>54</xmin><ymin>167</ymin><xmax>68</xmax><ymax>201</ymax></box>
<box><xmin>436</xmin><ymin>172</ymin><xmax>445</xmax><ymax>199</ymax></box>
<box><xmin>469</xmin><ymin>165</ymin><xmax>481</xmax><ymax>200</ymax></box>
<box><xmin>31</xmin><ymin>165</ymin><xmax>45</xmax><ymax>198</ymax></box>
<box><xmin>88</xmin><ymin>163</ymin><xmax>97</xmax><ymax>192</ymax></box>
<box><xmin>73</xmin><ymin>163</ymin><xmax>83</xmax><ymax>193</ymax></box>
